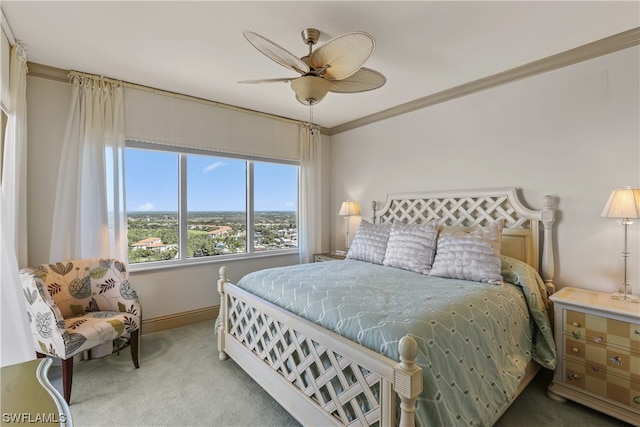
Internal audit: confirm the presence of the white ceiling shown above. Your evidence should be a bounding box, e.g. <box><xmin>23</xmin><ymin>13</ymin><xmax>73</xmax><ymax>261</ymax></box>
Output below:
<box><xmin>2</xmin><ymin>1</ymin><xmax>639</xmax><ymax>130</ymax></box>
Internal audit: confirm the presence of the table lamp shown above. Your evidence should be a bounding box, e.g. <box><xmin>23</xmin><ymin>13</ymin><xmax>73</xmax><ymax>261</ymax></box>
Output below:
<box><xmin>339</xmin><ymin>200</ymin><xmax>360</xmax><ymax>253</ymax></box>
<box><xmin>601</xmin><ymin>186</ymin><xmax>640</xmax><ymax>302</ymax></box>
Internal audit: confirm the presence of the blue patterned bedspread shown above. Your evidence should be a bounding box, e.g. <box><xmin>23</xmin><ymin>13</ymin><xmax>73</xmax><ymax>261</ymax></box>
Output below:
<box><xmin>233</xmin><ymin>256</ymin><xmax>556</xmax><ymax>426</ymax></box>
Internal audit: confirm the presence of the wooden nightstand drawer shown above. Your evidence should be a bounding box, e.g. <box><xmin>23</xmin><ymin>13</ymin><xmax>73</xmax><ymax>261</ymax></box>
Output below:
<box><xmin>564</xmin><ymin>335</ymin><xmax>638</xmax><ymax>377</ymax></box>
<box><xmin>564</xmin><ymin>358</ymin><xmax>640</xmax><ymax>408</ymax></box>
<box><xmin>565</xmin><ymin>310</ymin><xmax>639</xmax><ymax>352</ymax></box>
<box><xmin>548</xmin><ymin>287</ymin><xmax>640</xmax><ymax>424</ymax></box>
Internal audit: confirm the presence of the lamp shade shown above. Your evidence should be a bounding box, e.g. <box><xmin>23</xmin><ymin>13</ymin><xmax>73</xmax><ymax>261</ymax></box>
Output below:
<box><xmin>339</xmin><ymin>201</ymin><xmax>360</xmax><ymax>216</ymax></box>
<box><xmin>291</xmin><ymin>75</ymin><xmax>331</xmax><ymax>105</ymax></box>
<box><xmin>601</xmin><ymin>187</ymin><xmax>640</xmax><ymax>219</ymax></box>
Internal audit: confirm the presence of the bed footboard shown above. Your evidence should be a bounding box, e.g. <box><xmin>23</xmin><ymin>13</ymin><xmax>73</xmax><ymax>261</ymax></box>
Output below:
<box><xmin>217</xmin><ymin>266</ymin><xmax>422</xmax><ymax>427</ymax></box>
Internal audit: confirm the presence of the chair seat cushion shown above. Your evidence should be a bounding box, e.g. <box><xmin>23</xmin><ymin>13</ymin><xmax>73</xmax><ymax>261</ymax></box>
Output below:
<box><xmin>62</xmin><ymin>311</ymin><xmax>140</xmax><ymax>358</ymax></box>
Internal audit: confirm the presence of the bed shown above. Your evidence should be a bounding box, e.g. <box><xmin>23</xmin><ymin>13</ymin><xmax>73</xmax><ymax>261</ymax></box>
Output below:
<box><xmin>216</xmin><ymin>187</ymin><xmax>557</xmax><ymax>426</ymax></box>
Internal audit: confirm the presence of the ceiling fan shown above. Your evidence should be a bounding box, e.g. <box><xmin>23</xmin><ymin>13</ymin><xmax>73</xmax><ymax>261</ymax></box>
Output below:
<box><xmin>240</xmin><ymin>28</ymin><xmax>386</xmax><ymax>106</ymax></box>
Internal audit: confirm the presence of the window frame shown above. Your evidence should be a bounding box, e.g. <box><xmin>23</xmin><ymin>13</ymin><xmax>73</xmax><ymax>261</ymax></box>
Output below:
<box><xmin>126</xmin><ymin>140</ymin><xmax>299</xmax><ymax>271</ymax></box>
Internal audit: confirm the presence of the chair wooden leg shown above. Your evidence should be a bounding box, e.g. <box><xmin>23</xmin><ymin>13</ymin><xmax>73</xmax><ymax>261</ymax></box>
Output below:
<box><xmin>61</xmin><ymin>357</ymin><xmax>73</xmax><ymax>404</ymax></box>
<box><xmin>130</xmin><ymin>330</ymin><xmax>140</xmax><ymax>369</ymax></box>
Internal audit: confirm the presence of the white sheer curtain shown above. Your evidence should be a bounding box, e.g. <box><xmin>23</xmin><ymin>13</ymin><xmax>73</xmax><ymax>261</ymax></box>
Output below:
<box><xmin>298</xmin><ymin>124</ymin><xmax>322</xmax><ymax>263</ymax></box>
<box><xmin>49</xmin><ymin>72</ymin><xmax>127</xmax><ymax>261</ymax></box>
<box><xmin>1</xmin><ymin>44</ymin><xmax>33</xmax><ymax>366</ymax></box>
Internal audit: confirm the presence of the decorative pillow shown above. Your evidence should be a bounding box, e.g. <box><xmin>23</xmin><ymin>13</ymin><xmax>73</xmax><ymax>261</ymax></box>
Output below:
<box><xmin>430</xmin><ymin>220</ymin><xmax>504</xmax><ymax>284</ymax></box>
<box><xmin>347</xmin><ymin>221</ymin><xmax>391</xmax><ymax>265</ymax></box>
<box><xmin>383</xmin><ymin>221</ymin><xmax>438</xmax><ymax>274</ymax></box>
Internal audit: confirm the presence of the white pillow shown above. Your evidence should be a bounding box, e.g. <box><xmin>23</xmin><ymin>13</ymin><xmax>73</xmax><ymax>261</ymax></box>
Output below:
<box><xmin>383</xmin><ymin>221</ymin><xmax>438</xmax><ymax>274</ymax></box>
<box><xmin>430</xmin><ymin>220</ymin><xmax>504</xmax><ymax>284</ymax></box>
<box><xmin>347</xmin><ymin>221</ymin><xmax>391</xmax><ymax>265</ymax></box>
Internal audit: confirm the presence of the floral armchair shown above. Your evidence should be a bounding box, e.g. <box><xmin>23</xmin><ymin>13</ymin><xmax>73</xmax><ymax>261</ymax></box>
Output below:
<box><xmin>19</xmin><ymin>258</ymin><xmax>141</xmax><ymax>404</ymax></box>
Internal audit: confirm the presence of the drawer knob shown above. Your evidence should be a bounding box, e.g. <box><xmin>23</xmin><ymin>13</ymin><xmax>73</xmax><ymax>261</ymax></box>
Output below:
<box><xmin>571</xmin><ymin>321</ymin><xmax>581</xmax><ymax>327</ymax></box>
<box><xmin>567</xmin><ymin>371</ymin><xmax>579</xmax><ymax>381</ymax></box>
<box><xmin>608</xmin><ymin>356</ymin><xmax>624</xmax><ymax>367</ymax></box>
<box><xmin>571</xmin><ymin>347</ymin><xmax>580</xmax><ymax>353</ymax></box>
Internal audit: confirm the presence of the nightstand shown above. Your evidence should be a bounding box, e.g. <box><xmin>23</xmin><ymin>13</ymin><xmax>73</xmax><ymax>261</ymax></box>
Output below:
<box><xmin>313</xmin><ymin>252</ymin><xmax>347</xmax><ymax>262</ymax></box>
<box><xmin>547</xmin><ymin>287</ymin><xmax>640</xmax><ymax>424</ymax></box>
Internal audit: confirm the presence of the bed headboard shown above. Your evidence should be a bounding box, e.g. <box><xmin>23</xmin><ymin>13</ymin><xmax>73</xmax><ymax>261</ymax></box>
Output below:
<box><xmin>372</xmin><ymin>187</ymin><xmax>556</xmax><ymax>293</ymax></box>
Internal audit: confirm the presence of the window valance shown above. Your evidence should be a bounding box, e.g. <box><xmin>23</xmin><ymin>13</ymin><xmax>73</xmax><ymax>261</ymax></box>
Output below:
<box><xmin>124</xmin><ymin>88</ymin><xmax>300</xmax><ymax>161</ymax></box>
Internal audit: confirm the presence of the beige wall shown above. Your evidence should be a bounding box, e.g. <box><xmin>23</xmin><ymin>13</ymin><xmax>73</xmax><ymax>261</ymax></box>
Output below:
<box><xmin>330</xmin><ymin>46</ymin><xmax>640</xmax><ymax>294</ymax></box>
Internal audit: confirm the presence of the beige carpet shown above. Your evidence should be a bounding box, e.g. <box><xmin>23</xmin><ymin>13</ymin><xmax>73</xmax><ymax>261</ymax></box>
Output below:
<box><xmin>47</xmin><ymin>321</ymin><xmax>631</xmax><ymax>426</ymax></box>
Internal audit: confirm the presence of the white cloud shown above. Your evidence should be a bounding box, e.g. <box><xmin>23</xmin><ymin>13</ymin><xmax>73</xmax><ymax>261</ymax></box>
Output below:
<box><xmin>203</xmin><ymin>161</ymin><xmax>225</xmax><ymax>173</ymax></box>
<box><xmin>136</xmin><ymin>202</ymin><xmax>155</xmax><ymax>211</ymax></box>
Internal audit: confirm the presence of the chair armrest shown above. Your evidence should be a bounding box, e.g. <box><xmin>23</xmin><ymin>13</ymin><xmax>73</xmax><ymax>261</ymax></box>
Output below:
<box><xmin>20</xmin><ymin>270</ymin><xmax>68</xmax><ymax>357</ymax></box>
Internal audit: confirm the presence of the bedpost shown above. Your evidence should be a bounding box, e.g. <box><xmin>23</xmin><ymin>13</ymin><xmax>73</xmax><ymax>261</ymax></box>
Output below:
<box><xmin>217</xmin><ymin>266</ymin><xmax>229</xmax><ymax>361</ymax></box>
<box><xmin>371</xmin><ymin>200</ymin><xmax>377</xmax><ymax>224</ymax></box>
<box><xmin>394</xmin><ymin>335</ymin><xmax>423</xmax><ymax>427</ymax></box>
<box><xmin>540</xmin><ymin>195</ymin><xmax>556</xmax><ymax>294</ymax></box>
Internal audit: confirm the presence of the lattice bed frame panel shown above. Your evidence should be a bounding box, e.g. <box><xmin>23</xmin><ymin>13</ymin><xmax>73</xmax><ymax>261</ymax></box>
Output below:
<box><xmin>226</xmin><ymin>291</ymin><xmax>388</xmax><ymax>426</ymax></box>
<box><xmin>375</xmin><ymin>194</ymin><xmax>531</xmax><ymax>229</ymax></box>
<box><xmin>373</xmin><ymin>187</ymin><xmax>555</xmax><ymax>288</ymax></box>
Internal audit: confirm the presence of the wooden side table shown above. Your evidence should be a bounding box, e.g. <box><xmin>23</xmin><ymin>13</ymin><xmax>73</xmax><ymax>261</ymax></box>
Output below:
<box><xmin>1</xmin><ymin>358</ymin><xmax>72</xmax><ymax>426</ymax></box>
<box><xmin>547</xmin><ymin>286</ymin><xmax>640</xmax><ymax>424</ymax></box>
<box><xmin>313</xmin><ymin>252</ymin><xmax>347</xmax><ymax>262</ymax></box>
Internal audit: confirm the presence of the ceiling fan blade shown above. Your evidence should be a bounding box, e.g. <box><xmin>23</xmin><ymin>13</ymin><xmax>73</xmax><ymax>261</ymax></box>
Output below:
<box><xmin>239</xmin><ymin>77</ymin><xmax>296</xmax><ymax>84</ymax></box>
<box><xmin>243</xmin><ymin>30</ymin><xmax>310</xmax><ymax>75</ymax></box>
<box><xmin>310</xmin><ymin>32</ymin><xmax>374</xmax><ymax>81</ymax></box>
<box><xmin>326</xmin><ymin>68</ymin><xmax>386</xmax><ymax>93</ymax></box>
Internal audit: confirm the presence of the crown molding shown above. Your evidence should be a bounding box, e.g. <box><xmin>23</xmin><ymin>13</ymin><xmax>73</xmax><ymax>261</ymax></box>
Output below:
<box><xmin>327</xmin><ymin>27</ymin><xmax>640</xmax><ymax>136</ymax></box>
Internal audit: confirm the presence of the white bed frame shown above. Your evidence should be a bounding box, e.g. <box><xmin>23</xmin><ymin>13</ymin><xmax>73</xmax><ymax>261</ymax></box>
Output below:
<box><xmin>216</xmin><ymin>187</ymin><xmax>556</xmax><ymax>427</ymax></box>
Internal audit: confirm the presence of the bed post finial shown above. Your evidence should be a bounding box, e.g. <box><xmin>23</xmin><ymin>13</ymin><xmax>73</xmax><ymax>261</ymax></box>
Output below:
<box><xmin>219</xmin><ymin>265</ymin><xmax>228</xmax><ymax>282</ymax></box>
<box><xmin>395</xmin><ymin>335</ymin><xmax>423</xmax><ymax>427</ymax></box>
<box><xmin>217</xmin><ymin>266</ymin><xmax>229</xmax><ymax>360</ymax></box>
<box><xmin>541</xmin><ymin>195</ymin><xmax>556</xmax><ymax>294</ymax></box>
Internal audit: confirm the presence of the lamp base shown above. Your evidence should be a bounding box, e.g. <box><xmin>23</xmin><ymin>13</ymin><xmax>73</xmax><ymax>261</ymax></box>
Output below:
<box><xmin>611</xmin><ymin>292</ymin><xmax>640</xmax><ymax>303</ymax></box>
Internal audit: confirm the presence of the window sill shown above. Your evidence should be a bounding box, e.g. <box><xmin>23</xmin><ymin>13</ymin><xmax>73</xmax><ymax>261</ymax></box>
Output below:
<box><xmin>127</xmin><ymin>249</ymin><xmax>299</xmax><ymax>274</ymax></box>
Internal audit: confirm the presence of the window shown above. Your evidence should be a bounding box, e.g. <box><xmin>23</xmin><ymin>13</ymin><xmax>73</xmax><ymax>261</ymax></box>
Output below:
<box><xmin>125</xmin><ymin>148</ymin><xmax>179</xmax><ymax>263</ymax></box>
<box><xmin>125</xmin><ymin>141</ymin><xmax>298</xmax><ymax>266</ymax></box>
<box><xmin>254</xmin><ymin>162</ymin><xmax>299</xmax><ymax>251</ymax></box>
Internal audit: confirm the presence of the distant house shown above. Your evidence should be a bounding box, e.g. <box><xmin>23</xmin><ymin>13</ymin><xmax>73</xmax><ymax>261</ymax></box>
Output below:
<box><xmin>207</xmin><ymin>226</ymin><xmax>232</xmax><ymax>238</ymax></box>
<box><xmin>132</xmin><ymin>237</ymin><xmax>167</xmax><ymax>251</ymax></box>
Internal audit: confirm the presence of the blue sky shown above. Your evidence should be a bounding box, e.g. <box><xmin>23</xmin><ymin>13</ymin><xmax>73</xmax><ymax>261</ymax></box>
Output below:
<box><xmin>125</xmin><ymin>148</ymin><xmax>298</xmax><ymax>212</ymax></box>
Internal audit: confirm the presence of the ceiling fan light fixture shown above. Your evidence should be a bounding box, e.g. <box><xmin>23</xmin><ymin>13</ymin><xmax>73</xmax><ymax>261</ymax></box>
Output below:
<box><xmin>242</xmin><ymin>28</ymin><xmax>386</xmax><ymax>106</ymax></box>
<box><xmin>291</xmin><ymin>75</ymin><xmax>330</xmax><ymax>105</ymax></box>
